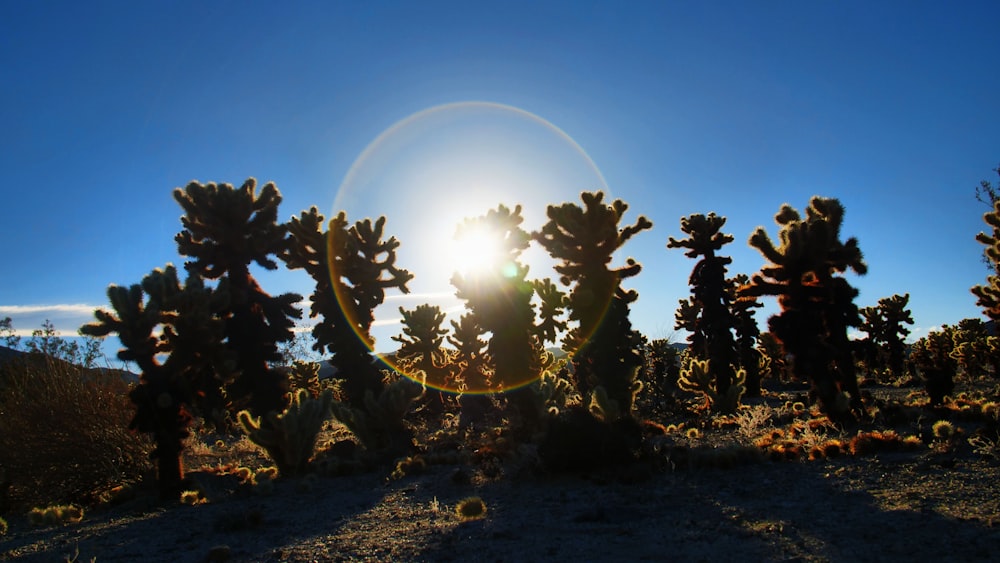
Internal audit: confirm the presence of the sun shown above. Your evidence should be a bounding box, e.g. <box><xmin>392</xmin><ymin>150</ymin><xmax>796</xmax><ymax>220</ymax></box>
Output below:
<box><xmin>332</xmin><ymin>101</ymin><xmax>609</xmax><ymax>351</ymax></box>
<box><xmin>447</xmin><ymin>222</ymin><xmax>505</xmax><ymax>277</ymax></box>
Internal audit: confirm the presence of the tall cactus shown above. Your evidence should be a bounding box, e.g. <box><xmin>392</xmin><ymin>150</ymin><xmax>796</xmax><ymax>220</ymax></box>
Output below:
<box><xmin>667</xmin><ymin>213</ymin><xmax>740</xmax><ymax>410</ymax></box>
<box><xmin>283</xmin><ymin>207</ymin><xmax>413</xmax><ymax>410</ymax></box>
<box><xmin>448</xmin><ymin>312</ymin><xmax>493</xmax><ymax>429</ymax></box>
<box><xmin>728</xmin><ymin>273</ymin><xmax>764</xmax><ymax>396</ymax></box>
<box><xmin>451</xmin><ymin>204</ymin><xmax>560</xmax><ymax>432</ymax></box>
<box><xmin>81</xmin><ymin>265</ymin><xmax>233</xmax><ymax>500</ymax></box>
<box><xmin>392</xmin><ymin>304</ymin><xmax>451</xmax><ymax>390</ymax></box>
<box><xmin>533</xmin><ymin>191</ymin><xmax>652</xmax><ymax>418</ymax></box>
<box><xmin>973</xmin><ymin>196</ymin><xmax>1000</xmax><ymax>320</ymax></box>
<box><xmin>174</xmin><ymin>178</ymin><xmax>302</xmax><ymax>417</ymax></box>
<box><xmin>739</xmin><ymin>197</ymin><xmax>867</xmax><ymax>421</ymax></box>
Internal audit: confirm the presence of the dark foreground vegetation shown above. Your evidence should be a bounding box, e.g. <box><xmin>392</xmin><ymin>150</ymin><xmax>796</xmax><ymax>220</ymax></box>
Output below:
<box><xmin>2</xmin><ymin>166</ymin><xmax>1000</xmax><ymax>561</ymax></box>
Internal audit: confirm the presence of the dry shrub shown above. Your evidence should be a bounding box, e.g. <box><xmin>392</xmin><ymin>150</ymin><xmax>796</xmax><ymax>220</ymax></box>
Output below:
<box><xmin>0</xmin><ymin>354</ymin><xmax>151</xmax><ymax>511</ymax></box>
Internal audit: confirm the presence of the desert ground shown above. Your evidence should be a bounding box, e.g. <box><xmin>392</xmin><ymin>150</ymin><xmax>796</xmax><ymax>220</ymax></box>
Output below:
<box><xmin>3</xmin><ymin>383</ymin><xmax>999</xmax><ymax>563</ymax></box>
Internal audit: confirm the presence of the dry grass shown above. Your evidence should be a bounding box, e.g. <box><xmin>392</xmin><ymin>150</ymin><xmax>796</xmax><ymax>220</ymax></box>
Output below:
<box><xmin>0</xmin><ymin>354</ymin><xmax>151</xmax><ymax>511</ymax></box>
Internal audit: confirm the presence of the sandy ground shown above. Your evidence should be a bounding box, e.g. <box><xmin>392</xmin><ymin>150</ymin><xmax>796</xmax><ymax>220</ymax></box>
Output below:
<box><xmin>3</xmin><ymin>445</ymin><xmax>999</xmax><ymax>563</ymax></box>
<box><xmin>4</xmin><ymin>382</ymin><xmax>1000</xmax><ymax>562</ymax></box>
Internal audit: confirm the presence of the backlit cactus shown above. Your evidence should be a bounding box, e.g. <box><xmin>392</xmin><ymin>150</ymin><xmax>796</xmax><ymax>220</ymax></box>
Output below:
<box><xmin>174</xmin><ymin>179</ymin><xmax>302</xmax><ymax>417</ymax></box>
<box><xmin>677</xmin><ymin>358</ymin><xmax>746</xmax><ymax>414</ymax></box>
<box><xmin>668</xmin><ymin>213</ymin><xmax>741</xmax><ymax>406</ymax></box>
<box><xmin>739</xmin><ymin>197</ymin><xmax>866</xmax><ymax>422</ymax></box>
<box><xmin>284</xmin><ymin>207</ymin><xmax>413</xmax><ymax>411</ymax></box>
<box><xmin>533</xmin><ymin>191</ymin><xmax>652</xmax><ymax>418</ymax></box>
<box><xmin>238</xmin><ymin>388</ymin><xmax>333</xmax><ymax>476</ymax></box>
<box><xmin>82</xmin><ymin>265</ymin><xmax>232</xmax><ymax>500</ymax></box>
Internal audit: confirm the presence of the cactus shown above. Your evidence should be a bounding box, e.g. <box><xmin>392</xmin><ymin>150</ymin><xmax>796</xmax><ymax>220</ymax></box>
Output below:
<box><xmin>728</xmin><ymin>273</ymin><xmax>764</xmax><ymax>396</ymax></box>
<box><xmin>533</xmin><ymin>368</ymin><xmax>575</xmax><ymax>417</ymax></box>
<box><xmin>910</xmin><ymin>327</ymin><xmax>957</xmax><ymax>405</ymax></box>
<box><xmin>448</xmin><ymin>313</ymin><xmax>493</xmax><ymax>429</ymax></box>
<box><xmin>451</xmin><ymin>204</ymin><xmax>560</xmax><ymax>433</ymax></box>
<box><xmin>974</xmin><ymin>168</ymin><xmax>1000</xmax><ymax>316</ymax></box>
<box><xmin>533</xmin><ymin>191</ymin><xmax>652</xmax><ymax>418</ymax></box>
<box><xmin>739</xmin><ymin>197</ymin><xmax>866</xmax><ymax>422</ymax></box>
<box><xmin>237</xmin><ymin>388</ymin><xmax>334</xmax><ymax>476</ymax></box>
<box><xmin>668</xmin><ymin>213</ymin><xmax>741</xmax><ymax>401</ymax></box>
<box><xmin>858</xmin><ymin>294</ymin><xmax>914</xmax><ymax>380</ymax></box>
<box><xmin>392</xmin><ymin>304</ymin><xmax>453</xmax><ymax>407</ymax></box>
<box><xmin>329</xmin><ymin>375</ymin><xmax>425</xmax><ymax>458</ymax></box>
<box><xmin>174</xmin><ymin>178</ymin><xmax>302</xmax><ymax>417</ymax></box>
<box><xmin>455</xmin><ymin>496</ymin><xmax>487</xmax><ymax>521</ymax></box>
<box><xmin>287</xmin><ymin>360</ymin><xmax>322</xmax><ymax>398</ymax></box>
<box><xmin>82</xmin><ymin>265</ymin><xmax>233</xmax><ymax>500</ymax></box>
<box><xmin>677</xmin><ymin>358</ymin><xmax>746</xmax><ymax>414</ymax></box>
<box><xmin>283</xmin><ymin>207</ymin><xmax>413</xmax><ymax>411</ymax></box>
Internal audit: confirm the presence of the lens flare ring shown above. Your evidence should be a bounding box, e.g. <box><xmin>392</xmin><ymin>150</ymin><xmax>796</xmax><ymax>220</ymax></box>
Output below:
<box><xmin>330</xmin><ymin>101</ymin><xmax>615</xmax><ymax>394</ymax></box>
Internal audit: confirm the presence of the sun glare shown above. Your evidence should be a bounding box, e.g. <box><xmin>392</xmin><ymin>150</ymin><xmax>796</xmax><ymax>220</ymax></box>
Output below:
<box><xmin>333</xmin><ymin>101</ymin><xmax>609</xmax><ymax>354</ymax></box>
<box><xmin>448</xmin><ymin>223</ymin><xmax>505</xmax><ymax>277</ymax></box>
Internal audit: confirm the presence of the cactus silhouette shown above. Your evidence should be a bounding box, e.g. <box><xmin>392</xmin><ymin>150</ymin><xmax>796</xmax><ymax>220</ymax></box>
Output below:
<box><xmin>283</xmin><ymin>207</ymin><xmax>413</xmax><ymax>410</ymax></box>
<box><xmin>82</xmin><ymin>265</ymin><xmax>233</xmax><ymax>500</ymax></box>
<box><xmin>909</xmin><ymin>325</ymin><xmax>957</xmax><ymax>405</ymax></box>
<box><xmin>858</xmin><ymin>293</ymin><xmax>914</xmax><ymax>379</ymax></box>
<box><xmin>174</xmin><ymin>178</ymin><xmax>302</xmax><ymax>417</ymax></box>
<box><xmin>534</xmin><ymin>191</ymin><xmax>651</xmax><ymax>418</ymax></box>
<box><xmin>451</xmin><ymin>204</ymin><xmax>560</xmax><ymax>433</ymax></box>
<box><xmin>392</xmin><ymin>304</ymin><xmax>451</xmax><ymax>391</ymax></box>
<box><xmin>667</xmin><ymin>213</ymin><xmax>741</xmax><ymax>409</ymax></box>
<box><xmin>448</xmin><ymin>312</ymin><xmax>493</xmax><ymax>429</ymax></box>
<box><xmin>974</xmin><ymin>197</ymin><xmax>1000</xmax><ymax>320</ymax></box>
<box><xmin>740</xmin><ymin>197</ymin><xmax>866</xmax><ymax>421</ymax></box>
<box><xmin>728</xmin><ymin>273</ymin><xmax>764</xmax><ymax>396</ymax></box>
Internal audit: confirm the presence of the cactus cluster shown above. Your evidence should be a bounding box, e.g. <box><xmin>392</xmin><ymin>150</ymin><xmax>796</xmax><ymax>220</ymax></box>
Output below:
<box><xmin>677</xmin><ymin>358</ymin><xmax>746</xmax><ymax>415</ymax></box>
<box><xmin>238</xmin><ymin>388</ymin><xmax>334</xmax><ymax>477</ymax></box>
<box><xmin>329</xmin><ymin>375</ymin><xmax>425</xmax><ymax>458</ymax></box>
<box><xmin>73</xmin><ymin>172</ymin><xmax>1000</xmax><ymax>511</ymax></box>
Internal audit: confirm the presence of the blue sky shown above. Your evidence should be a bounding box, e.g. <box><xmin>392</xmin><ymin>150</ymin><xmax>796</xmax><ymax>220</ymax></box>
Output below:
<box><xmin>2</xmin><ymin>1</ymin><xmax>999</xmax><ymax>364</ymax></box>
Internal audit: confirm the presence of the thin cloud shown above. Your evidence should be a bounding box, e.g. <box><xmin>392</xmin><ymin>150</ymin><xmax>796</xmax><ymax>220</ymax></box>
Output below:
<box><xmin>384</xmin><ymin>292</ymin><xmax>458</xmax><ymax>302</ymax></box>
<box><xmin>0</xmin><ymin>304</ymin><xmax>98</xmax><ymax>316</ymax></box>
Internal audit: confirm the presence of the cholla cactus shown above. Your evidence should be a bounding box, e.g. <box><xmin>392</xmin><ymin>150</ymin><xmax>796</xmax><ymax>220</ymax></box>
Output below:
<box><xmin>668</xmin><ymin>213</ymin><xmax>740</xmax><ymax>400</ymax></box>
<box><xmin>284</xmin><ymin>207</ymin><xmax>413</xmax><ymax>411</ymax></box>
<box><xmin>974</xmin><ymin>173</ymin><xmax>1000</xmax><ymax>317</ymax></box>
<box><xmin>678</xmin><ymin>358</ymin><xmax>746</xmax><ymax>414</ymax></box>
<box><xmin>392</xmin><ymin>304</ymin><xmax>452</xmax><ymax>392</ymax></box>
<box><xmin>237</xmin><ymin>388</ymin><xmax>334</xmax><ymax>476</ymax></box>
<box><xmin>174</xmin><ymin>179</ymin><xmax>303</xmax><ymax>417</ymax></box>
<box><xmin>534</xmin><ymin>369</ymin><xmax>575</xmax><ymax>416</ymax></box>
<box><xmin>739</xmin><ymin>197</ymin><xmax>866</xmax><ymax>422</ymax></box>
<box><xmin>287</xmin><ymin>360</ymin><xmax>322</xmax><ymax>398</ymax></box>
<box><xmin>82</xmin><ymin>265</ymin><xmax>233</xmax><ymax>501</ymax></box>
<box><xmin>451</xmin><ymin>204</ymin><xmax>558</xmax><ymax>433</ymax></box>
<box><xmin>329</xmin><ymin>375</ymin><xmax>425</xmax><ymax>458</ymax></box>
<box><xmin>533</xmin><ymin>191</ymin><xmax>652</xmax><ymax>418</ymax></box>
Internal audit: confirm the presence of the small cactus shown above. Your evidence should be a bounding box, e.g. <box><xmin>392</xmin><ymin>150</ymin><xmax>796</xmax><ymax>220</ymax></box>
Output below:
<box><xmin>238</xmin><ymin>389</ymin><xmax>333</xmax><ymax>477</ymax></box>
<box><xmin>27</xmin><ymin>504</ymin><xmax>84</xmax><ymax>527</ymax></box>
<box><xmin>455</xmin><ymin>496</ymin><xmax>487</xmax><ymax>521</ymax></box>
<box><xmin>678</xmin><ymin>359</ymin><xmax>746</xmax><ymax>414</ymax></box>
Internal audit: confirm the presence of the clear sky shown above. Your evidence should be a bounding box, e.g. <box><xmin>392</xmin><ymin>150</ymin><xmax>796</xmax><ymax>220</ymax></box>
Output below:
<box><xmin>2</xmin><ymin>1</ymin><xmax>999</xmax><ymax>365</ymax></box>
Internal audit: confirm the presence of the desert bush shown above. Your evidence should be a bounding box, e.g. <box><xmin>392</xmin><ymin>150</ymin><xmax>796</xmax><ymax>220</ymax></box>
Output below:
<box><xmin>0</xmin><ymin>354</ymin><xmax>150</xmax><ymax>511</ymax></box>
